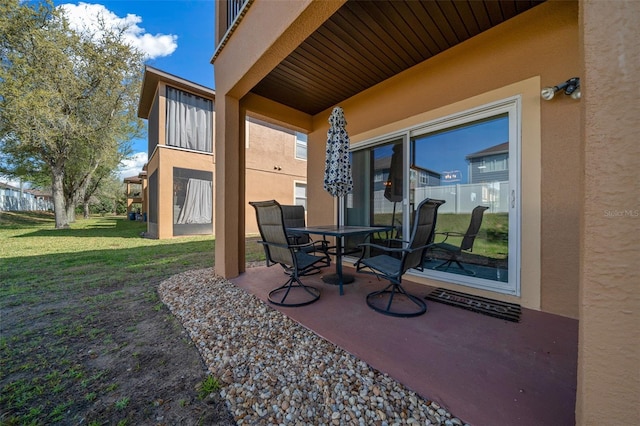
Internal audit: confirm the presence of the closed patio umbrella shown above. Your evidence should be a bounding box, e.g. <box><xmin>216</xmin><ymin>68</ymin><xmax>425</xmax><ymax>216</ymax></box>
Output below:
<box><xmin>384</xmin><ymin>143</ymin><xmax>403</xmax><ymax>230</ymax></box>
<box><xmin>324</xmin><ymin>106</ymin><xmax>353</xmax><ymax>225</ymax></box>
<box><xmin>323</xmin><ymin>107</ymin><xmax>355</xmax><ymax>286</ymax></box>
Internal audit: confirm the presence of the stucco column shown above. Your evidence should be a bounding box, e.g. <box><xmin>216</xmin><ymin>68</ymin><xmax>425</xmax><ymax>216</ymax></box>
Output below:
<box><xmin>214</xmin><ymin>95</ymin><xmax>245</xmax><ymax>278</ymax></box>
<box><xmin>578</xmin><ymin>1</ymin><xmax>640</xmax><ymax>424</ymax></box>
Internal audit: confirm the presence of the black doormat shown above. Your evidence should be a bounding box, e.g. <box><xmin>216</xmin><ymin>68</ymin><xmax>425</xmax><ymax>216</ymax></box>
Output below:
<box><xmin>425</xmin><ymin>288</ymin><xmax>521</xmax><ymax>322</ymax></box>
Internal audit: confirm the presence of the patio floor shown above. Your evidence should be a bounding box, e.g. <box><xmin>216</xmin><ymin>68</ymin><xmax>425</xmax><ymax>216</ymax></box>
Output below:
<box><xmin>230</xmin><ymin>263</ymin><xmax>578</xmax><ymax>426</ymax></box>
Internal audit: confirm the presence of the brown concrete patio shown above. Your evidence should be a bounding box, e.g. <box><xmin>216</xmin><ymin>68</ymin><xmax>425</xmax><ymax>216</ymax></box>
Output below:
<box><xmin>231</xmin><ymin>264</ymin><xmax>578</xmax><ymax>426</ymax></box>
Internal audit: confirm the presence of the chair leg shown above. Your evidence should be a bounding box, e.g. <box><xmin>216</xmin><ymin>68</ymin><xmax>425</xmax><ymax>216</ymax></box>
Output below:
<box><xmin>366</xmin><ymin>282</ymin><xmax>426</xmax><ymax>317</ymax></box>
<box><xmin>433</xmin><ymin>257</ymin><xmax>476</xmax><ymax>276</ymax></box>
<box><xmin>433</xmin><ymin>258</ymin><xmax>454</xmax><ymax>271</ymax></box>
<box><xmin>268</xmin><ymin>275</ymin><xmax>320</xmax><ymax>307</ymax></box>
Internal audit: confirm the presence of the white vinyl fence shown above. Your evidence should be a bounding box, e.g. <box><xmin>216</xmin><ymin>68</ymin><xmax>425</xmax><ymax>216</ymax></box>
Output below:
<box><xmin>0</xmin><ymin>194</ymin><xmax>53</xmax><ymax>212</ymax></box>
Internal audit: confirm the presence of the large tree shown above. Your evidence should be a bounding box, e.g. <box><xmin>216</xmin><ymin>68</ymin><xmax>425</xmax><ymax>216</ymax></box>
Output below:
<box><xmin>80</xmin><ymin>164</ymin><xmax>124</xmax><ymax>218</ymax></box>
<box><xmin>0</xmin><ymin>0</ymin><xmax>143</xmax><ymax>228</ymax></box>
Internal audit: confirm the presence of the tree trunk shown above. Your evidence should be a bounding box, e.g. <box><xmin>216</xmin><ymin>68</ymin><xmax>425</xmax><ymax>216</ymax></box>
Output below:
<box><xmin>66</xmin><ymin>202</ymin><xmax>76</xmax><ymax>223</ymax></box>
<box><xmin>83</xmin><ymin>202</ymin><xmax>90</xmax><ymax>219</ymax></box>
<box><xmin>51</xmin><ymin>169</ymin><xmax>69</xmax><ymax>229</ymax></box>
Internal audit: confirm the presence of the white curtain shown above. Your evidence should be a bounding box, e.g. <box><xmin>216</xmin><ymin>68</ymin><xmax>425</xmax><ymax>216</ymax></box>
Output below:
<box><xmin>177</xmin><ymin>178</ymin><xmax>212</xmax><ymax>224</ymax></box>
<box><xmin>166</xmin><ymin>87</ymin><xmax>213</xmax><ymax>152</ymax></box>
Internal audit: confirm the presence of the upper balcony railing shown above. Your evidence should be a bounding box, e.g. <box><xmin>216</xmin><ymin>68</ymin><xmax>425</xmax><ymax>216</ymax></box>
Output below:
<box><xmin>227</xmin><ymin>0</ymin><xmax>248</xmax><ymax>28</ymax></box>
<box><xmin>213</xmin><ymin>0</ymin><xmax>252</xmax><ymax>62</ymax></box>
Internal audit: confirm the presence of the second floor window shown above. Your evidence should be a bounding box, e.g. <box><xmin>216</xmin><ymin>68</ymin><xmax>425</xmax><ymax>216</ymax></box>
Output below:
<box><xmin>166</xmin><ymin>86</ymin><xmax>213</xmax><ymax>153</ymax></box>
<box><xmin>295</xmin><ymin>132</ymin><xmax>307</xmax><ymax>160</ymax></box>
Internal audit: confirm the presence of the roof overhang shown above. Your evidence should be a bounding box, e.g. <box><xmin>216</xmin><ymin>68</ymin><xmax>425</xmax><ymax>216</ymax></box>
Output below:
<box><xmin>246</xmin><ymin>0</ymin><xmax>546</xmax><ymax>116</ymax></box>
<box><xmin>123</xmin><ymin>176</ymin><xmax>142</xmax><ymax>184</ymax></box>
<box><xmin>137</xmin><ymin>65</ymin><xmax>216</xmax><ymax>119</ymax></box>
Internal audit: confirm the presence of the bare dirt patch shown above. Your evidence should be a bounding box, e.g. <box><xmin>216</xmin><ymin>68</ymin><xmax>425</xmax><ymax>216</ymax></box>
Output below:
<box><xmin>1</xmin><ymin>277</ymin><xmax>236</xmax><ymax>425</ymax></box>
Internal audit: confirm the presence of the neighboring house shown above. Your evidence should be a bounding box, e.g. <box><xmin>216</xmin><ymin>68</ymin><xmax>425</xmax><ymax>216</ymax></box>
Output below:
<box><xmin>134</xmin><ymin>66</ymin><xmax>307</xmax><ymax>239</ymax></box>
<box><xmin>0</xmin><ymin>182</ymin><xmax>53</xmax><ymax>211</ymax></box>
<box><xmin>28</xmin><ymin>189</ymin><xmax>53</xmax><ymax>206</ymax></box>
<box><xmin>466</xmin><ymin>142</ymin><xmax>509</xmax><ymax>184</ymax></box>
<box><xmin>210</xmin><ymin>0</ymin><xmax>639</xmax><ymax>423</ymax></box>
<box><xmin>123</xmin><ymin>174</ymin><xmax>145</xmax><ymax>219</ymax></box>
<box><xmin>370</xmin><ymin>154</ymin><xmax>440</xmax><ymax>216</ymax></box>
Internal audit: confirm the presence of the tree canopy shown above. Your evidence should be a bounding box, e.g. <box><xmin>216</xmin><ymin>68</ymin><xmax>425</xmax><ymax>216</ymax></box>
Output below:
<box><xmin>0</xmin><ymin>0</ymin><xmax>143</xmax><ymax>227</ymax></box>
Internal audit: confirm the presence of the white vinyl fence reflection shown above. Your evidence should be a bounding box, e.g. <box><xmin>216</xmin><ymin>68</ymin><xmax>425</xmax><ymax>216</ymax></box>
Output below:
<box><xmin>371</xmin><ymin>181</ymin><xmax>509</xmax><ymax>214</ymax></box>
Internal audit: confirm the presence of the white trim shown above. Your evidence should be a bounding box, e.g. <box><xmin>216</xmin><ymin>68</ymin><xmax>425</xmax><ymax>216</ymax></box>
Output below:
<box><xmin>157</xmin><ymin>144</ymin><xmax>214</xmax><ymax>157</ymax></box>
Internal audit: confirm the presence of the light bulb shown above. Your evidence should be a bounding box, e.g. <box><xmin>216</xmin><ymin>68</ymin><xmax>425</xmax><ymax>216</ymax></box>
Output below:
<box><xmin>571</xmin><ymin>87</ymin><xmax>581</xmax><ymax>100</ymax></box>
<box><xmin>541</xmin><ymin>86</ymin><xmax>556</xmax><ymax>100</ymax></box>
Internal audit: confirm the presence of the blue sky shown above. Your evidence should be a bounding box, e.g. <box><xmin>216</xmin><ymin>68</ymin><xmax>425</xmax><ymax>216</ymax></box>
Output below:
<box><xmin>55</xmin><ymin>0</ymin><xmax>217</xmax><ymax>179</ymax></box>
<box><xmin>373</xmin><ymin>116</ymin><xmax>508</xmax><ymax>185</ymax></box>
<box><xmin>412</xmin><ymin>115</ymin><xmax>509</xmax><ymax>184</ymax></box>
<box><xmin>63</xmin><ymin>1</ymin><xmax>217</xmax><ymax>88</ymax></box>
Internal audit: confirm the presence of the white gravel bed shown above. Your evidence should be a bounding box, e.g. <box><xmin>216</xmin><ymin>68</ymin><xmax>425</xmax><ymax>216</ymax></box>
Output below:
<box><xmin>159</xmin><ymin>268</ymin><xmax>469</xmax><ymax>426</ymax></box>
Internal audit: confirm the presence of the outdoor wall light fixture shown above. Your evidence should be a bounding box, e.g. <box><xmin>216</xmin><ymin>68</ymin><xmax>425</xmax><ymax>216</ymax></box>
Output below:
<box><xmin>541</xmin><ymin>77</ymin><xmax>581</xmax><ymax>100</ymax></box>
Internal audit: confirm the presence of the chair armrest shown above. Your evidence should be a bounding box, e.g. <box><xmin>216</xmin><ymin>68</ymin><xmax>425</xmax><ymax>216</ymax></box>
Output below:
<box><xmin>258</xmin><ymin>240</ymin><xmax>316</xmax><ymax>251</ymax></box>
<box><xmin>385</xmin><ymin>238</ymin><xmax>409</xmax><ymax>246</ymax></box>
<box><xmin>357</xmin><ymin>242</ymin><xmax>409</xmax><ymax>254</ymax></box>
<box><xmin>435</xmin><ymin>231</ymin><xmax>464</xmax><ymax>243</ymax></box>
<box><xmin>408</xmin><ymin>242</ymin><xmax>436</xmax><ymax>253</ymax></box>
<box><xmin>256</xmin><ymin>240</ymin><xmax>290</xmax><ymax>250</ymax></box>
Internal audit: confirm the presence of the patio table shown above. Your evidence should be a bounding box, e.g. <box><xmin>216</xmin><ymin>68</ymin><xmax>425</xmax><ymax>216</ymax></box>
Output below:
<box><xmin>287</xmin><ymin>225</ymin><xmax>391</xmax><ymax>295</ymax></box>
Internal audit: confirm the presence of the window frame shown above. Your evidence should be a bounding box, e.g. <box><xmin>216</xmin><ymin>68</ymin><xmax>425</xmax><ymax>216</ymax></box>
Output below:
<box><xmin>294</xmin><ymin>181</ymin><xmax>307</xmax><ymax>209</ymax></box>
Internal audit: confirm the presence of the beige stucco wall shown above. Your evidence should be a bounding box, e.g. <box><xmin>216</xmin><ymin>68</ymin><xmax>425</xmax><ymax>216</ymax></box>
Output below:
<box><xmin>146</xmin><ymin>147</ymin><xmax>160</xmax><ymax>238</ymax></box>
<box><xmin>245</xmin><ymin>118</ymin><xmax>307</xmax><ymax>235</ymax></box>
<box><xmin>304</xmin><ymin>0</ymin><xmax>580</xmax><ymax>317</ymax></box>
<box><xmin>577</xmin><ymin>0</ymin><xmax>640</xmax><ymax>424</ymax></box>
<box><xmin>140</xmin><ymin>173</ymin><xmax>148</xmax><ymax>217</ymax></box>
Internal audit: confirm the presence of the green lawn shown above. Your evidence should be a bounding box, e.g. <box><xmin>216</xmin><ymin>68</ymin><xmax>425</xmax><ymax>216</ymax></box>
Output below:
<box><xmin>0</xmin><ymin>212</ymin><xmax>265</xmax><ymax>301</ymax></box>
<box><xmin>373</xmin><ymin>211</ymin><xmax>509</xmax><ymax>259</ymax></box>
<box><xmin>0</xmin><ymin>211</ymin><xmax>264</xmax><ymax>425</ymax></box>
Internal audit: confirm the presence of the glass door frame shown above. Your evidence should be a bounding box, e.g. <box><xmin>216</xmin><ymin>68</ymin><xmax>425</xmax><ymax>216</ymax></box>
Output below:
<box><xmin>348</xmin><ymin>96</ymin><xmax>521</xmax><ymax>296</ymax></box>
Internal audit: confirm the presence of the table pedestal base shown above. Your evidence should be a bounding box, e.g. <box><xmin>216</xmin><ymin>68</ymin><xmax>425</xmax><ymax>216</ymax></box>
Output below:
<box><xmin>322</xmin><ymin>273</ymin><xmax>355</xmax><ymax>285</ymax></box>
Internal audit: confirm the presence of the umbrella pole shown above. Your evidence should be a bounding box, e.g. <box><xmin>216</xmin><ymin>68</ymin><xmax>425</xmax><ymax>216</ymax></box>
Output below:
<box><xmin>338</xmin><ymin>195</ymin><xmax>344</xmax><ymax>226</ymax></box>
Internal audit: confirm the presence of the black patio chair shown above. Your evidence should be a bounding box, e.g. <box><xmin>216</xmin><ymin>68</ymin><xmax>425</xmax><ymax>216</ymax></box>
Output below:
<box><xmin>430</xmin><ymin>205</ymin><xmax>489</xmax><ymax>275</ymax></box>
<box><xmin>354</xmin><ymin>198</ymin><xmax>445</xmax><ymax>317</ymax></box>
<box><xmin>281</xmin><ymin>204</ymin><xmax>331</xmax><ymax>271</ymax></box>
<box><xmin>249</xmin><ymin>200</ymin><xmax>327</xmax><ymax>307</ymax></box>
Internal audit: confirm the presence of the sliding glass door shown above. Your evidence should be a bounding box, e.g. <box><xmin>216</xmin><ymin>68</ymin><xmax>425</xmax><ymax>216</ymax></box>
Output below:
<box><xmin>347</xmin><ymin>98</ymin><xmax>520</xmax><ymax>295</ymax></box>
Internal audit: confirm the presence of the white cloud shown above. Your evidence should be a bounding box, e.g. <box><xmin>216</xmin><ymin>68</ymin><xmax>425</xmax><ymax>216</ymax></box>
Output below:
<box><xmin>118</xmin><ymin>152</ymin><xmax>148</xmax><ymax>181</ymax></box>
<box><xmin>58</xmin><ymin>2</ymin><xmax>177</xmax><ymax>59</ymax></box>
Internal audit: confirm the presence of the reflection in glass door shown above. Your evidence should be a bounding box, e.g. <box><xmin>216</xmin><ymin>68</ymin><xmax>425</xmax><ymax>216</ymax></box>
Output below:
<box><xmin>347</xmin><ymin>98</ymin><xmax>520</xmax><ymax>295</ymax></box>
<box><xmin>411</xmin><ymin>115</ymin><xmax>510</xmax><ymax>287</ymax></box>
<box><xmin>345</xmin><ymin>138</ymin><xmax>404</xmax><ymax>252</ymax></box>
